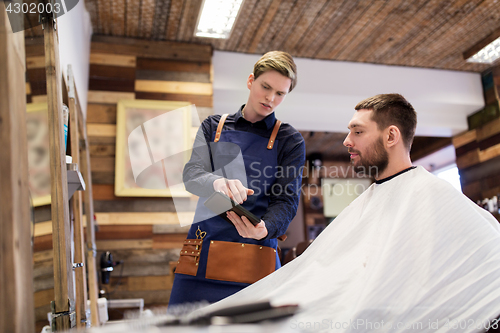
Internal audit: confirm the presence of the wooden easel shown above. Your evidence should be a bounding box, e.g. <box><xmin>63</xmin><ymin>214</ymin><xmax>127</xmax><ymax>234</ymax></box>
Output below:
<box><xmin>42</xmin><ymin>7</ymin><xmax>99</xmax><ymax>331</ymax></box>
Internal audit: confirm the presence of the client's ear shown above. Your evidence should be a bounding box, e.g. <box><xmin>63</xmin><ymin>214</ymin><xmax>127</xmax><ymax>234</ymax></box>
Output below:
<box><xmin>386</xmin><ymin>125</ymin><xmax>401</xmax><ymax>148</ymax></box>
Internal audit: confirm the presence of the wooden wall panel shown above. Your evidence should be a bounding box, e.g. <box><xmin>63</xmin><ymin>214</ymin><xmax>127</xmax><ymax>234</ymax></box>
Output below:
<box><xmin>74</xmin><ymin>39</ymin><xmax>213</xmax><ymax>307</ymax></box>
<box><xmin>454</xmin><ymin>68</ymin><xmax>500</xmax><ymax>209</ymax></box>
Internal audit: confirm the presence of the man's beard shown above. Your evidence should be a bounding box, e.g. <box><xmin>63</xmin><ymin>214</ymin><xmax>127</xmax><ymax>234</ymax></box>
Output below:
<box><xmin>350</xmin><ymin>136</ymin><xmax>388</xmax><ymax>178</ymax></box>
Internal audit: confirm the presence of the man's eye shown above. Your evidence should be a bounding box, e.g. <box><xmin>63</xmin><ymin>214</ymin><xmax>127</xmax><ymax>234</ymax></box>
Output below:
<box><xmin>263</xmin><ymin>85</ymin><xmax>269</xmax><ymax>89</ymax></box>
<box><xmin>355</xmin><ymin>132</ymin><xmax>362</xmax><ymax>135</ymax></box>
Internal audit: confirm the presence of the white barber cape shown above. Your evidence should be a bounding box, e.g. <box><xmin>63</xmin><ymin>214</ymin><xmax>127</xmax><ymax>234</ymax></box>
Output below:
<box><xmin>202</xmin><ymin>166</ymin><xmax>500</xmax><ymax>332</ymax></box>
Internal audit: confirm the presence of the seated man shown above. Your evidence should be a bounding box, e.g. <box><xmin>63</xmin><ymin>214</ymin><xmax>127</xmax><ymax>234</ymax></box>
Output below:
<box><xmin>201</xmin><ymin>94</ymin><xmax>500</xmax><ymax>331</ymax></box>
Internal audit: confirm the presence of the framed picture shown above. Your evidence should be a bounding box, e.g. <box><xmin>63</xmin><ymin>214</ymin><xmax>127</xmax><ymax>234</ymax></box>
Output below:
<box><xmin>26</xmin><ymin>102</ymin><xmax>51</xmax><ymax>206</ymax></box>
<box><xmin>115</xmin><ymin>99</ymin><xmax>193</xmax><ymax>197</ymax></box>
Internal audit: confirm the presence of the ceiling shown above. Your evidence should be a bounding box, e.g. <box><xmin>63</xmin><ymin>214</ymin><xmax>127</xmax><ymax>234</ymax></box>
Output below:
<box><xmin>71</xmin><ymin>0</ymin><xmax>500</xmax><ymax>72</ymax></box>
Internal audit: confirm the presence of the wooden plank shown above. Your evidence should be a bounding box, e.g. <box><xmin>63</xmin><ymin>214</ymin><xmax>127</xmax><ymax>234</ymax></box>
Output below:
<box><xmin>235</xmin><ymin>0</ymin><xmax>273</xmax><ymax>52</ymax></box>
<box><xmin>0</xmin><ymin>8</ymin><xmax>35</xmax><ymax>331</ymax></box>
<box><xmin>282</xmin><ymin>0</ymin><xmax>331</xmax><ymax>54</ymax></box>
<box><xmin>135</xmin><ymin>80</ymin><xmax>212</xmax><ymax>95</ymax></box>
<box><xmin>34</xmin><ymin>234</ymin><xmax>53</xmax><ymax>252</ymax></box>
<box><xmin>92</xmin><ymin>184</ymin><xmax>119</xmax><ymax>200</ymax></box>
<box><xmin>34</xmin><ymin>304</ymin><xmax>52</xmax><ymax>323</ymax></box>
<box><xmin>33</xmin><ymin>250</ymin><xmax>54</xmax><ymax>263</ymax></box>
<box><xmin>34</xmin><ymin>220</ymin><xmax>53</xmax><ymax>237</ymax></box>
<box><xmin>327</xmin><ymin>1</ymin><xmax>387</xmax><ymax>59</ymax></box>
<box><xmin>24</xmin><ymin>40</ymin><xmax>44</xmax><ymax>57</ymax></box>
<box><xmin>248</xmin><ymin>0</ymin><xmax>294</xmax><ymax>54</ymax></box>
<box><xmin>91</xmin><ymin>36</ymin><xmax>212</xmax><ymax>62</ymax></box>
<box><xmin>152</xmin><ymin>224</ymin><xmax>191</xmax><ymax>234</ymax></box>
<box><xmin>89</xmin><ymin>78</ymin><xmax>136</xmax><ymax>92</ymax></box>
<box><xmin>125</xmin><ymin>0</ymin><xmax>141</xmax><ymax>37</ymax></box>
<box><xmin>90</xmin><ymin>156</ymin><xmax>115</xmax><ymax>173</ymax></box>
<box><xmin>177</xmin><ymin>0</ymin><xmax>201</xmax><ymax>41</ymax></box>
<box><xmin>87</xmin><ymin>123</ymin><xmax>116</xmax><ymax>144</ymax></box>
<box><xmin>135</xmin><ymin>92</ymin><xmax>213</xmax><ymax>107</ymax></box>
<box><xmin>95</xmin><ymin>212</ymin><xmax>195</xmax><ymax>225</ymax></box>
<box><xmin>90</xmin><ymin>53</ymin><xmax>136</xmax><ymax>67</ymax></box>
<box><xmin>34</xmin><ymin>276</ymin><xmax>55</xmax><ymax>293</ymax></box>
<box><xmin>152</xmin><ymin>233</ymin><xmax>186</xmax><ymax>249</ymax></box>
<box><xmin>352</xmin><ymin>0</ymin><xmax>424</xmax><ymax>62</ymax></box>
<box><xmin>165</xmin><ymin>0</ymin><xmax>183</xmax><ymax>40</ymax></box>
<box><xmin>95</xmin><ymin>225</ymin><xmax>154</xmax><ymax>240</ymax></box>
<box><xmin>34</xmin><ymin>289</ymin><xmax>54</xmax><ymax>308</ymax></box>
<box><xmin>140</xmin><ymin>0</ymin><xmax>155</xmax><ymax>39</ymax></box>
<box><xmin>96</xmin><ymin>239</ymin><xmax>154</xmax><ymax>250</ymax></box>
<box><xmin>78</xmin><ymin>105</ymin><xmax>100</xmax><ymax>327</ymax></box>
<box><xmin>479</xmin><ymin>143</ymin><xmax>500</xmax><ymax>163</ymax></box>
<box><xmin>452</xmin><ymin>129</ymin><xmax>477</xmax><ymax>148</ymax></box>
<box><xmin>136</xmin><ymin>70</ymin><xmax>210</xmax><ymax>83</ymax></box>
<box><xmin>222</xmin><ymin>0</ymin><xmax>258</xmax><ymax>51</ymax></box>
<box><xmin>98</xmin><ymin>0</ymin><xmax>112</xmax><ymax>35</ymax></box>
<box><xmin>87</xmin><ymin>104</ymin><xmax>117</xmax><ymax>124</ymax></box>
<box><xmin>413</xmin><ymin>0</ymin><xmax>493</xmax><ymax>69</ymax></box>
<box><xmin>136</xmin><ymin>58</ymin><xmax>210</xmax><ymax>73</ymax></box>
<box><xmin>90</xmin><ymin>144</ymin><xmax>116</xmax><ymax>157</ymax></box>
<box><xmin>456</xmin><ymin>149</ymin><xmax>480</xmax><ymax>170</ymax></box>
<box><xmin>316</xmin><ymin>1</ymin><xmax>374</xmax><ymax>59</ymax></box>
<box><xmin>87</xmin><ymin>90</ymin><xmax>135</xmax><ymax>104</ymax></box>
<box><xmin>484</xmin><ymin>87</ymin><xmax>498</xmax><ymax>106</ymax></box>
<box><xmin>87</xmin><ymin>124</ymin><xmax>116</xmax><ymax>141</ymax></box>
<box><xmin>334</xmin><ymin>0</ymin><xmax>401</xmax><ymax>61</ymax></box>
<box><xmin>97</xmin><ymin>248</ymin><xmax>181</xmax><ymax>263</ymax></box>
<box><xmin>93</xmin><ymin>198</ymin><xmax>196</xmax><ymax>213</ymax></box>
<box><xmin>32</xmin><ymin>95</ymin><xmax>48</xmax><ymax>103</ymax></box>
<box><xmin>459</xmin><ymin>155</ymin><xmax>500</xmax><ymax>184</ymax></box>
<box><xmin>151</xmin><ymin>0</ymin><xmax>170</xmax><ymax>40</ymax></box>
<box><xmin>247</xmin><ymin>0</ymin><xmax>282</xmax><ymax>53</ymax></box>
<box><xmin>68</xmin><ymin>76</ymin><xmax>89</xmax><ymax>328</ymax></box>
<box><xmin>463</xmin><ymin>25</ymin><xmax>500</xmax><ymax>60</ymax></box>
<box><xmin>111</xmin><ymin>0</ymin><xmax>126</xmax><ymax>36</ymax></box>
<box><xmin>33</xmin><ymin>259</ymin><xmax>54</xmax><ymax>279</ymax></box>
<box><xmin>104</xmin><ymin>290</ymin><xmax>171</xmax><ymax>304</ymax></box>
<box><xmin>477</xmin><ymin>118</ymin><xmax>500</xmax><ymax>142</ymax></box>
<box><xmin>26</xmin><ymin>55</ymin><xmax>45</xmax><ymax>69</ymax></box>
<box><xmin>44</xmin><ymin>17</ymin><xmax>74</xmax><ymax>319</ymax></box>
<box><xmin>123</xmin><ymin>275</ymin><xmax>172</xmax><ymax>292</ymax></box>
<box><xmin>91</xmin><ymin>171</ymin><xmax>115</xmax><ymax>184</ymax></box>
<box><xmin>89</xmin><ymin>64</ymin><xmax>136</xmax><ymax>80</ymax></box>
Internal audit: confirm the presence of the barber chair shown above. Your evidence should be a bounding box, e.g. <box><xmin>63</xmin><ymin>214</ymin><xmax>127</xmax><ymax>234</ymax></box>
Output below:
<box><xmin>282</xmin><ymin>239</ymin><xmax>313</xmax><ymax>265</ymax></box>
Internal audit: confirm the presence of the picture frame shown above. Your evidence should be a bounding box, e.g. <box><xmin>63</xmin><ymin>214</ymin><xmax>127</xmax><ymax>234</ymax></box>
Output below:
<box><xmin>115</xmin><ymin>99</ymin><xmax>193</xmax><ymax>197</ymax></box>
<box><xmin>26</xmin><ymin>102</ymin><xmax>51</xmax><ymax>206</ymax></box>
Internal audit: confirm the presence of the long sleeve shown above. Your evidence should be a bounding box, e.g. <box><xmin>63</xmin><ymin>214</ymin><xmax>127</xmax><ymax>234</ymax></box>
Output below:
<box><xmin>182</xmin><ymin>117</ymin><xmax>222</xmax><ymax>197</ymax></box>
<box><xmin>261</xmin><ymin>132</ymin><xmax>306</xmax><ymax>239</ymax></box>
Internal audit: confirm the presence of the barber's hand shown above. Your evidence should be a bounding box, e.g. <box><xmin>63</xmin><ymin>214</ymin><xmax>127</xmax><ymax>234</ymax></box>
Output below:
<box><xmin>226</xmin><ymin>211</ymin><xmax>268</xmax><ymax>240</ymax></box>
<box><xmin>213</xmin><ymin>178</ymin><xmax>254</xmax><ymax>204</ymax></box>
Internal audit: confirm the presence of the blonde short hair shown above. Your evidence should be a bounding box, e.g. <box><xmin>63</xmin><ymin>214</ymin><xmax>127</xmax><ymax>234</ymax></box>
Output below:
<box><xmin>253</xmin><ymin>51</ymin><xmax>297</xmax><ymax>92</ymax></box>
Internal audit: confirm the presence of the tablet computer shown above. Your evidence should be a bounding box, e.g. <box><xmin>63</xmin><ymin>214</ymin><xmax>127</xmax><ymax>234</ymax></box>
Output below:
<box><xmin>204</xmin><ymin>191</ymin><xmax>261</xmax><ymax>226</ymax></box>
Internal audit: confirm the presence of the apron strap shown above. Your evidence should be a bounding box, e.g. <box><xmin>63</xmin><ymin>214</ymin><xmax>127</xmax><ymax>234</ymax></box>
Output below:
<box><xmin>267</xmin><ymin>120</ymin><xmax>282</xmax><ymax>149</ymax></box>
<box><xmin>214</xmin><ymin>114</ymin><xmax>229</xmax><ymax>142</ymax></box>
<box><xmin>214</xmin><ymin>114</ymin><xmax>281</xmax><ymax>149</ymax></box>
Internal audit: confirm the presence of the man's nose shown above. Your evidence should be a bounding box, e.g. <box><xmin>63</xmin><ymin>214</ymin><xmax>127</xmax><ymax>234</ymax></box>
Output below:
<box><xmin>343</xmin><ymin>133</ymin><xmax>351</xmax><ymax>147</ymax></box>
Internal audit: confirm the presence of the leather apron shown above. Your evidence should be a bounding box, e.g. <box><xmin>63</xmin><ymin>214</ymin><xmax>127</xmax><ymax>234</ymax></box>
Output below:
<box><xmin>168</xmin><ymin>115</ymin><xmax>282</xmax><ymax>306</ymax></box>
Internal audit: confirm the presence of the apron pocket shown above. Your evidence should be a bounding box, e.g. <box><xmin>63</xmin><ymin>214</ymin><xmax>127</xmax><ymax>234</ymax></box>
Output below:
<box><xmin>175</xmin><ymin>239</ymin><xmax>203</xmax><ymax>276</ymax></box>
<box><xmin>206</xmin><ymin>240</ymin><xmax>276</xmax><ymax>284</ymax></box>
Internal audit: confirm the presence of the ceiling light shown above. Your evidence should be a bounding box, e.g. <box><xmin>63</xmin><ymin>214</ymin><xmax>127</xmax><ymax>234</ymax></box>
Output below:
<box><xmin>464</xmin><ymin>27</ymin><xmax>500</xmax><ymax>64</ymax></box>
<box><xmin>195</xmin><ymin>0</ymin><xmax>244</xmax><ymax>39</ymax></box>
<box><xmin>467</xmin><ymin>37</ymin><xmax>500</xmax><ymax>64</ymax></box>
